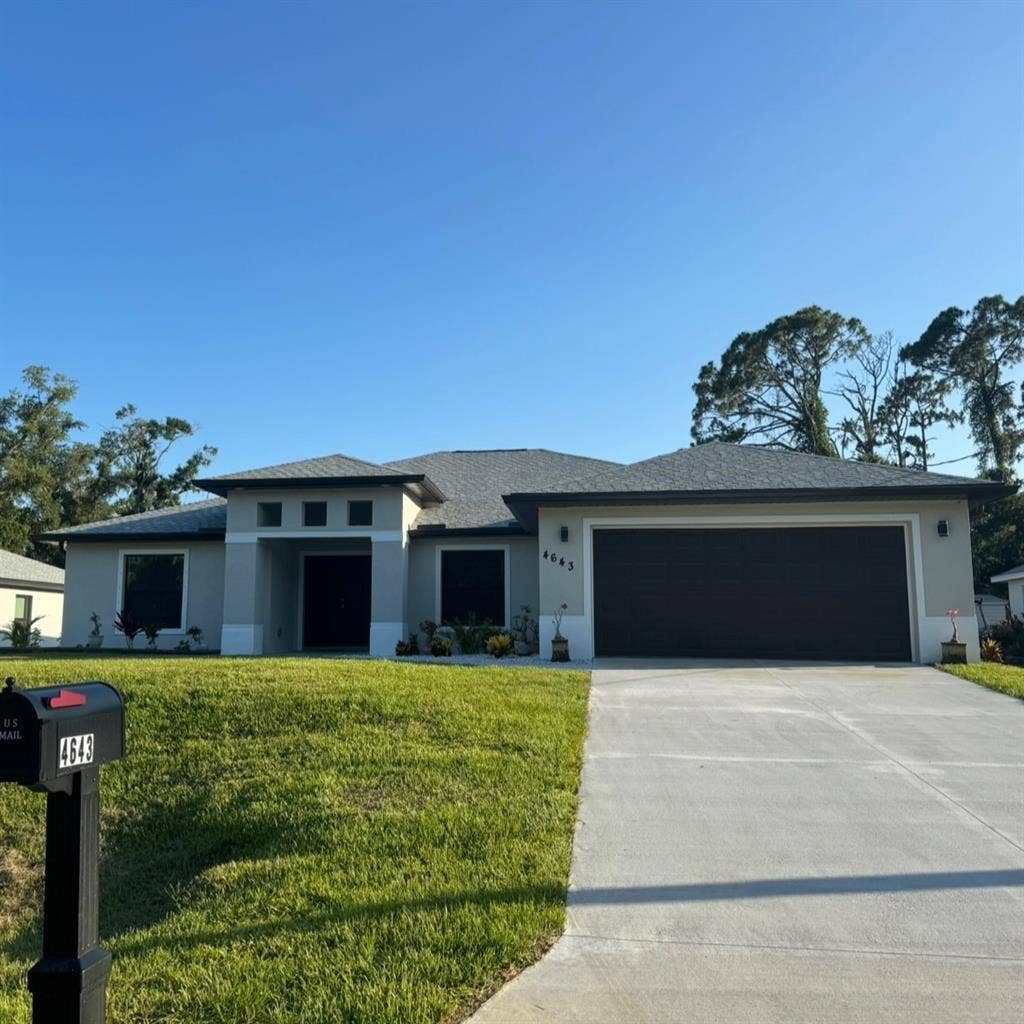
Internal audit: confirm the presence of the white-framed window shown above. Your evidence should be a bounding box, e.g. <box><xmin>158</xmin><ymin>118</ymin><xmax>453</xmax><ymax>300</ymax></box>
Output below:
<box><xmin>116</xmin><ymin>550</ymin><xmax>189</xmax><ymax>633</ymax></box>
<box><xmin>14</xmin><ymin>594</ymin><xmax>32</xmax><ymax>626</ymax></box>
<box><xmin>435</xmin><ymin>545</ymin><xmax>511</xmax><ymax>627</ymax></box>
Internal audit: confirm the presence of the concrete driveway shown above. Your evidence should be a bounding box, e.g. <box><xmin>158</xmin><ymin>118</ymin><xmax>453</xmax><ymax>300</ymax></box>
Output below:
<box><xmin>472</xmin><ymin>662</ymin><xmax>1024</xmax><ymax>1024</ymax></box>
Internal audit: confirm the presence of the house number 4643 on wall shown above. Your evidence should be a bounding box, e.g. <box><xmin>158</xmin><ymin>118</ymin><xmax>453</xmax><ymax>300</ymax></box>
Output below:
<box><xmin>543</xmin><ymin>551</ymin><xmax>574</xmax><ymax>571</ymax></box>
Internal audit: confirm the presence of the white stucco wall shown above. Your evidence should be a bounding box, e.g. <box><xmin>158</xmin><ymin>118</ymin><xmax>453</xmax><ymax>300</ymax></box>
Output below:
<box><xmin>61</xmin><ymin>542</ymin><xmax>225</xmax><ymax>650</ymax></box>
<box><xmin>1008</xmin><ymin>581</ymin><xmax>1024</xmax><ymax>619</ymax></box>
<box><xmin>536</xmin><ymin>498</ymin><xmax>978</xmax><ymax>664</ymax></box>
<box><xmin>0</xmin><ymin>585</ymin><xmax>63</xmax><ymax>647</ymax></box>
<box><xmin>224</xmin><ymin>486</ymin><xmax>406</xmax><ymax>535</ymax></box>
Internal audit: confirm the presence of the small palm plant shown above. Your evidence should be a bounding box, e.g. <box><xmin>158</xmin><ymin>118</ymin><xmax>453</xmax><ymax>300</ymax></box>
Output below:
<box><xmin>1</xmin><ymin>615</ymin><xmax>43</xmax><ymax>649</ymax></box>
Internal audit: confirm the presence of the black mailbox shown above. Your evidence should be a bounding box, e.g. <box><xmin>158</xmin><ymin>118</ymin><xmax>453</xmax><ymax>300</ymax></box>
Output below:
<box><xmin>1</xmin><ymin>677</ymin><xmax>126</xmax><ymax>1024</ymax></box>
<box><xmin>0</xmin><ymin>680</ymin><xmax>124</xmax><ymax>791</ymax></box>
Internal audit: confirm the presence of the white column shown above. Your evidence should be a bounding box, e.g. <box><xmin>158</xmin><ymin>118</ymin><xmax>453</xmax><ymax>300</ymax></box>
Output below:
<box><xmin>219</xmin><ymin>540</ymin><xmax>268</xmax><ymax>655</ymax></box>
<box><xmin>369</xmin><ymin>538</ymin><xmax>405</xmax><ymax>656</ymax></box>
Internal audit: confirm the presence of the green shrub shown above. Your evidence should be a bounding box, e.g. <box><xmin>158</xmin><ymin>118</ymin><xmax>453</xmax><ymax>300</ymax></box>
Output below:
<box><xmin>429</xmin><ymin>635</ymin><xmax>453</xmax><ymax>657</ymax></box>
<box><xmin>0</xmin><ymin>616</ymin><xmax>43</xmax><ymax>649</ymax></box>
<box><xmin>988</xmin><ymin>616</ymin><xmax>1024</xmax><ymax>664</ymax></box>
<box><xmin>448</xmin><ymin>614</ymin><xmax>501</xmax><ymax>654</ymax></box>
<box><xmin>486</xmin><ymin>633</ymin><xmax>513</xmax><ymax>658</ymax></box>
<box><xmin>395</xmin><ymin>635</ymin><xmax>418</xmax><ymax>656</ymax></box>
<box><xmin>980</xmin><ymin>637</ymin><xmax>1004</xmax><ymax>663</ymax></box>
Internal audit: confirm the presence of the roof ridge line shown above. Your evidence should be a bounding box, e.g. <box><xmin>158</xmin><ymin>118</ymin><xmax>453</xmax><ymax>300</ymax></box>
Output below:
<box><xmin>204</xmin><ymin>451</ymin><xmax>399</xmax><ymax>480</ymax></box>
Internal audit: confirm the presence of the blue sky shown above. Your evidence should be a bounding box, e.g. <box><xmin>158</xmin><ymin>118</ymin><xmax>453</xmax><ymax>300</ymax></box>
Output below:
<box><xmin>2</xmin><ymin>1</ymin><xmax>1021</xmax><ymax>479</ymax></box>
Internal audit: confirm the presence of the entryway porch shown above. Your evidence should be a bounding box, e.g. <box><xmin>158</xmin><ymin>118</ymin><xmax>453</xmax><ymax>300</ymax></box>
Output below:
<box><xmin>219</xmin><ymin>535</ymin><xmax>406</xmax><ymax>656</ymax></box>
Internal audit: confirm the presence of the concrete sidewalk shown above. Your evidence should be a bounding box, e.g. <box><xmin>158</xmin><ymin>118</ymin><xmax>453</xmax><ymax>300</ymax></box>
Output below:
<box><xmin>471</xmin><ymin>661</ymin><xmax>1024</xmax><ymax>1024</ymax></box>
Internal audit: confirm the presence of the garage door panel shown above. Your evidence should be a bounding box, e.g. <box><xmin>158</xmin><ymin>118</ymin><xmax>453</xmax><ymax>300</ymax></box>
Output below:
<box><xmin>594</xmin><ymin>527</ymin><xmax>912</xmax><ymax>661</ymax></box>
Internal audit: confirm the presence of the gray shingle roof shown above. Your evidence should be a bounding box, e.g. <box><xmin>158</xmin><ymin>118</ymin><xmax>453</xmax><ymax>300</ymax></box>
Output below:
<box><xmin>40</xmin><ymin>443</ymin><xmax>1012</xmax><ymax>542</ymax></box>
<box><xmin>538</xmin><ymin>442</ymin><xmax>1004</xmax><ymax>495</ymax></box>
<box><xmin>195</xmin><ymin>452</ymin><xmax>446</xmax><ymax>500</ymax></box>
<box><xmin>501</xmin><ymin>443</ymin><xmax>1013</xmax><ymax>530</ymax></box>
<box><xmin>38</xmin><ymin>499</ymin><xmax>227</xmax><ymax>542</ymax></box>
<box><xmin>385</xmin><ymin>449</ymin><xmax>623</xmax><ymax>531</ymax></box>
<box><xmin>0</xmin><ymin>549</ymin><xmax>65</xmax><ymax>588</ymax></box>
<box><xmin>201</xmin><ymin>453</ymin><xmax>408</xmax><ymax>483</ymax></box>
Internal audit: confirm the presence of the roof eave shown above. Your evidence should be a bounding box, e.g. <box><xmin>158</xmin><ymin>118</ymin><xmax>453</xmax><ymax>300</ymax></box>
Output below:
<box><xmin>0</xmin><ymin>576</ymin><xmax>64</xmax><ymax>592</ymax></box>
<box><xmin>408</xmin><ymin>524</ymin><xmax>528</xmax><ymax>539</ymax></box>
<box><xmin>502</xmin><ymin>482</ymin><xmax>1016</xmax><ymax>531</ymax></box>
<box><xmin>194</xmin><ymin>474</ymin><xmax>446</xmax><ymax>502</ymax></box>
<box><xmin>37</xmin><ymin>530</ymin><xmax>227</xmax><ymax>544</ymax></box>
<box><xmin>991</xmin><ymin>569</ymin><xmax>1024</xmax><ymax>584</ymax></box>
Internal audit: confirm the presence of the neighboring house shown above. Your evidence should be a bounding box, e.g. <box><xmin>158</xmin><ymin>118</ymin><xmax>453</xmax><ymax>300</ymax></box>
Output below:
<box><xmin>40</xmin><ymin>444</ymin><xmax>1013</xmax><ymax>663</ymax></box>
<box><xmin>0</xmin><ymin>549</ymin><xmax>65</xmax><ymax>647</ymax></box>
<box><xmin>975</xmin><ymin>592</ymin><xmax>1011</xmax><ymax>631</ymax></box>
<box><xmin>990</xmin><ymin>564</ymin><xmax>1024</xmax><ymax>619</ymax></box>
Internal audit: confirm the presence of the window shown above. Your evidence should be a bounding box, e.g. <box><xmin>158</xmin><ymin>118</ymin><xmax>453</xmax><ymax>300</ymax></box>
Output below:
<box><xmin>257</xmin><ymin>502</ymin><xmax>282</xmax><ymax>527</ymax></box>
<box><xmin>14</xmin><ymin>594</ymin><xmax>32</xmax><ymax>625</ymax></box>
<box><xmin>303</xmin><ymin>501</ymin><xmax>327</xmax><ymax>527</ymax></box>
<box><xmin>440</xmin><ymin>549</ymin><xmax>506</xmax><ymax>626</ymax></box>
<box><xmin>348</xmin><ymin>500</ymin><xmax>373</xmax><ymax>526</ymax></box>
<box><xmin>121</xmin><ymin>553</ymin><xmax>185</xmax><ymax>630</ymax></box>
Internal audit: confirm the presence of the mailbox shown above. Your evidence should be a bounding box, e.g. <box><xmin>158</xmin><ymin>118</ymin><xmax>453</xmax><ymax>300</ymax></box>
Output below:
<box><xmin>1</xmin><ymin>677</ymin><xmax>126</xmax><ymax>1024</ymax></box>
<box><xmin>0</xmin><ymin>679</ymin><xmax>125</xmax><ymax>791</ymax></box>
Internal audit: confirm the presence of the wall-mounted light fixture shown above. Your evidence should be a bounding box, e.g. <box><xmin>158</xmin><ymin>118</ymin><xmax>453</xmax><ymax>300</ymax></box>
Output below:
<box><xmin>937</xmin><ymin>519</ymin><xmax>949</xmax><ymax>538</ymax></box>
<box><xmin>559</xmin><ymin>525</ymin><xmax>569</xmax><ymax>543</ymax></box>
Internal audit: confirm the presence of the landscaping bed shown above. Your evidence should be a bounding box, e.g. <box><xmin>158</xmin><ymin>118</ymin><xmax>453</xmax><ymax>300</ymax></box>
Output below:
<box><xmin>0</xmin><ymin>657</ymin><xmax>590</xmax><ymax>1023</ymax></box>
<box><xmin>937</xmin><ymin>661</ymin><xmax>1024</xmax><ymax>700</ymax></box>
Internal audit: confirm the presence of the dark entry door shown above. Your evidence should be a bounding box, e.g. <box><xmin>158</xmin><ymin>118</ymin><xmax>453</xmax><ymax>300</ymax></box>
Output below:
<box><xmin>593</xmin><ymin>526</ymin><xmax>912</xmax><ymax>661</ymax></box>
<box><xmin>303</xmin><ymin>555</ymin><xmax>372</xmax><ymax>648</ymax></box>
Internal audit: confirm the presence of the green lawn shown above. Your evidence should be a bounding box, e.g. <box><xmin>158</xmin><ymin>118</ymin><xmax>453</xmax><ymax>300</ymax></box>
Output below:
<box><xmin>0</xmin><ymin>657</ymin><xmax>590</xmax><ymax>1023</ymax></box>
<box><xmin>938</xmin><ymin>661</ymin><xmax>1024</xmax><ymax>700</ymax></box>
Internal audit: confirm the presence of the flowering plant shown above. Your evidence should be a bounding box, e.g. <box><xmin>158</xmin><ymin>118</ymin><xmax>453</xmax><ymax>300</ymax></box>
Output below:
<box><xmin>947</xmin><ymin>608</ymin><xmax>960</xmax><ymax>643</ymax></box>
<box><xmin>552</xmin><ymin>602</ymin><xmax>568</xmax><ymax>641</ymax></box>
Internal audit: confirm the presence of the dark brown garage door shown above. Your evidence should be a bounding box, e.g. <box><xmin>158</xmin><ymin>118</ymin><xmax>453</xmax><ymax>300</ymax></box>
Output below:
<box><xmin>593</xmin><ymin>526</ymin><xmax>912</xmax><ymax>661</ymax></box>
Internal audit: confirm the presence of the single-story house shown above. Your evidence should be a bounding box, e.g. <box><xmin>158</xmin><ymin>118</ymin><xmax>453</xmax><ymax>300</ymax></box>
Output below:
<box><xmin>0</xmin><ymin>549</ymin><xmax>65</xmax><ymax>647</ymax></box>
<box><xmin>41</xmin><ymin>443</ymin><xmax>1013</xmax><ymax>663</ymax></box>
<box><xmin>990</xmin><ymin>564</ymin><xmax>1024</xmax><ymax>619</ymax></box>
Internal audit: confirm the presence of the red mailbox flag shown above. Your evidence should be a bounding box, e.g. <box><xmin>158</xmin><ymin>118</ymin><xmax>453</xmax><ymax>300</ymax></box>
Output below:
<box><xmin>47</xmin><ymin>690</ymin><xmax>87</xmax><ymax>709</ymax></box>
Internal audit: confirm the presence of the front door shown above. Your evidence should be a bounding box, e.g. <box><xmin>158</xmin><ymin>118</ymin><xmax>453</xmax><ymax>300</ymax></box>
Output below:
<box><xmin>302</xmin><ymin>554</ymin><xmax>372</xmax><ymax>648</ymax></box>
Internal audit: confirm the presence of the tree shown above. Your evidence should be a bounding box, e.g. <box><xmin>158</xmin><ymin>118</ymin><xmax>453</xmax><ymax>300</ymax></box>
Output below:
<box><xmin>971</xmin><ymin>493</ymin><xmax>1024</xmax><ymax>595</ymax></box>
<box><xmin>833</xmin><ymin>332</ymin><xmax>895</xmax><ymax>462</ymax></box>
<box><xmin>94</xmin><ymin>404</ymin><xmax>217</xmax><ymax>515</ymax></box>
<box><xmin>901</xmin><ymin>294</ymin><xmax>1024</xmax><ymax>482</ymax></box>
<box><xmin>876</xmin><ymin>362</ymin><xmax>960</xmax><ymax>472</ymax></box>
<box><xmin>692</xmin><ymin>306</ymin><xmax>870</xmax><ymax>456</ymax></box>
<box><xmin>0</xmin><ymin>366</ymin><xmax>99</xmax><ymax>563</ymax></box>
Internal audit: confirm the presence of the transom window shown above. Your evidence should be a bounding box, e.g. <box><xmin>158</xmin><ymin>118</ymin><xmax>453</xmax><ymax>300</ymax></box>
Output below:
<box><xmin>14</xmin><ymin>594</ymin><xmax>32</xmax><ymax>625</ymax></box>
<box><xmin>121</xmin><ymin>553</ymin><xmax>186</xmax><ymax>630</ymax></box>
<box><xmin>303</xmin><ymin>501</ymin><xmax>327</xmax><ymax>527</ymax></box>
<box><xmin>348</xmin><ymin>501</ymin><xmax>373</xmax><ymax>527</ymax></box>
<box><xmin>440</xmin><ymin>549</ymin><xmax>506</xmax><ymax>626</ymax></box>
<box><xmin>257</xmin><ymin>502</ymin><xmax>282</xmax><ymax>527</ymax></box>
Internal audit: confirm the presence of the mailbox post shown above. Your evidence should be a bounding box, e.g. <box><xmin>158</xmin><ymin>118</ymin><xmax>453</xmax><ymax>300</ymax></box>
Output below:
<box><xmin>0</xmin><ymin>677</ymin><xmax>125</xmax><ymax>1024</ymax></box>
